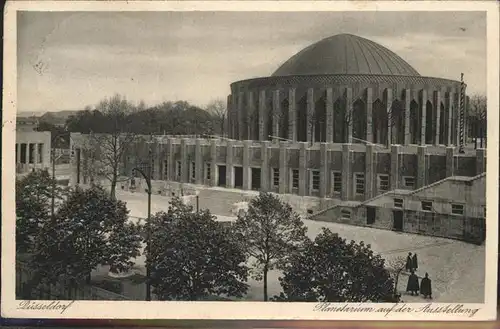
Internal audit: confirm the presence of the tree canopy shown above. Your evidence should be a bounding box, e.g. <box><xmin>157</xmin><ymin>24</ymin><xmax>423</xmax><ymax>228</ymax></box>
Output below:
<box><xmin>274</xmin><ymin>228</ymin><xmax>396</xmax><ymax>302</ymax></box>
<box><xmin>148</xmin><ymin>197</ymin><xmax>249</xmax><ymax>300</ymax></box>
<box><xmin>32</xmin><ymin>185</ymin><xmax>142</xmax><ymax>285</ymax></box>
<box><xmin>232</xmin><ymin>192</ymin><xmax>308</xmax><ymax>301</ymax></box>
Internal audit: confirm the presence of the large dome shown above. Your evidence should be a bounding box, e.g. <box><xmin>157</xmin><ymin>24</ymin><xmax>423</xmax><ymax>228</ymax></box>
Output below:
<box><xmin>272</xmin><ymin>33</ymin><xmax>420</xmax><ymax>77</ymax></box>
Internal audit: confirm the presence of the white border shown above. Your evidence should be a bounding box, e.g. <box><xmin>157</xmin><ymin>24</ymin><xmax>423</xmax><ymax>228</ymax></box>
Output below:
<box><xmin>2</xmin><ymin>1</ymin><xmax>499</xmax><ymax>321</ymax></box>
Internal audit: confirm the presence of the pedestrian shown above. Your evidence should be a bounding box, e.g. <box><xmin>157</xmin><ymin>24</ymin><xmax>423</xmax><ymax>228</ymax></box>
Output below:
<box><xmin>405</xmin><ymin>252</ymin><xmax>413</xmax><ymax>272</ymax></box>
<box><xmin>412</xmin><ymin>253</ymin><xmax>418</xmax><ymax>272</ymax></box>
<box><xmin>420</xmin><ymin>273</ymin><xmax>432</xmax><ymax>299</ymax></box>
<box><xmin>406</xmin><ymin>270</ymin><xmax>420</xmax><ymax>296</ymax></box>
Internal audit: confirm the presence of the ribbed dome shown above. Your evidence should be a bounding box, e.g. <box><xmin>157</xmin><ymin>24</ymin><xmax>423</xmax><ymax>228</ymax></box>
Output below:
<box><xmin>272</xmin><ymin>34</ymin><xmax>420</xmax><ymax>77</ymax></box>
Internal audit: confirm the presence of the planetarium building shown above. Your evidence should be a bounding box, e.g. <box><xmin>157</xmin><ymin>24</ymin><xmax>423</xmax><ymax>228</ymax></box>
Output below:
<box><xmin>227</xmin><ymin>33</ymin><xmax>463</xmax><ymax>146</ymax></box>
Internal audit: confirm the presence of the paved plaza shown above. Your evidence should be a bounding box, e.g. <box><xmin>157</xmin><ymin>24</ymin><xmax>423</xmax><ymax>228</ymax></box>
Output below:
<box><xmin>108</xmin><ymin>189</ymin><xmax>485</xmax><ymax>303</ymax></box>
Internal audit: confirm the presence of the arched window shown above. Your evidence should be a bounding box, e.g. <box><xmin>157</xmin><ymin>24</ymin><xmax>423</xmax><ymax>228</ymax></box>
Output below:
<box><xmin>372</xmin><ymin>99</ymin><xmax>388</xmax><ymax>145</ymax></box>
<box><xmin>425</xmin><ymin>100</ymin><xmax>434</xmax><ymax>144</ymax></box>
<box><xmin>314</xmin><ymin>96</ymin><xmax>326</xmax><ymax>142</ymax></box>
<box><xmin>391</xmin><ymin>99</ymin><xmax>405</xmax><ymax>144</ymax></box>
<box><xmin>352</xmin><ymin>99</ymin><xmax>366</xmax><ymax>143</ymax></box>
<box><xmin>333</xmin><ymin>98</ymin><xmax>346</xmax><ymax>143</ymax></box>
<box><xmin>409</xmin><ymin>100</ymin><xmax>420</xmax><ymax>144</ymax></box>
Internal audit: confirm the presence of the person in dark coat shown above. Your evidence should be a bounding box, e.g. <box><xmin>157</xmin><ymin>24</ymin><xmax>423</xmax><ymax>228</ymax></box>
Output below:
<box><xmin>406</xmin><ymin>270</ymin><xmax>420</xmax><ymax>296</ymax></box>
<box><xmin>405</xmin><ymin>252</ymin><xmax>413</xmax><ymax>272</ymax></box>
<box><xmin>412</xmin><ymin>253</ymin><xmax>418</xmax><ymax>272</ymax></box>
<box><xmin>420</xmin><ymin>273</ymin><xmax>432</xmax><ymax>299</ymax></box>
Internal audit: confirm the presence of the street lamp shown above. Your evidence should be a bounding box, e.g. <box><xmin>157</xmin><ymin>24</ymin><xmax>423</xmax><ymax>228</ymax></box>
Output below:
<box><xmin>51</xmin><ymin>132</ymin><xmax>70</xmax><ymax>222</ymax></box>
<box><xmin>131</xmin><ymin>135</ymin><xmax>153</xmax><ymax>301</ymax></box>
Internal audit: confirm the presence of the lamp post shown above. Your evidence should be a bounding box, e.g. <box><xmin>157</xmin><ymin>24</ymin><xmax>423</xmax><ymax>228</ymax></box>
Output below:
<box><xmin>51</xmin><ymin>132</ymin><xmax>70</xmax><ymax>222</ymax></box>
<box><xmin>132</xmin><ymin>134</ymin><xmax>154</xmax><ymax>301</ymax></box>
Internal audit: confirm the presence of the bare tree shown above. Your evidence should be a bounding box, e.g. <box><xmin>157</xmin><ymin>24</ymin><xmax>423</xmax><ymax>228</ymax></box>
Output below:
<box><xmin>206</xmin><ymin>99</ymin><xmax>227</xmax><ymax>137</ymax></box>
<box><xmin>468</xmin><ymin>94</ymin><xmax>487</xmax><ymax>148</ymax></box>
<box><xmin>387</xmin><ymin>256</ymin><xmax>407</xmax><ymax>297</ymax></box>
<box><xmin>84</xmin><ymin>94</ymin><xmax>137</xmax><ymax>199</ymax></box>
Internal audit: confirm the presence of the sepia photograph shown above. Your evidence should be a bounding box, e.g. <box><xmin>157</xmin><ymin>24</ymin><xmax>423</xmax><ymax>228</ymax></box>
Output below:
<box><xmin>2</xmin><ymin>0</ymin><xmax>499</xmax><ymax>322</ymax></box>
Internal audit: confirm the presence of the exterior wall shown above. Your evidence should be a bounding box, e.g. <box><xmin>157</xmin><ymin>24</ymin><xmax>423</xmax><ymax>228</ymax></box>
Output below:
<box><xmin>228</xmin><ymin>75</ymin><xmax>461</xmax><ymax>147</ymax></box>
<box><xmin>15</xmin><ymin>130</ymin><xmax>51</xmax><ymax>174</ymax></box>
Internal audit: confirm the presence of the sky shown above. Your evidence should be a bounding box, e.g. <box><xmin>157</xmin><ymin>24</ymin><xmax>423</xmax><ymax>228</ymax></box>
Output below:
<box><xmin>17</xmin><ymin>11</ymin><xmax>486</xmax><ymax>114</ymax></box>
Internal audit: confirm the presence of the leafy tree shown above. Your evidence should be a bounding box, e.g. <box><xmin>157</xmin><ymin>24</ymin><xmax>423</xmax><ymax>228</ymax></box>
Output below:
<box><xmin>273</xmin><ymin>228</ymin><xmax>396</xmax><ymax>302</ymax></box>
<box><xmin>387</xmin><ymin>256</ymin><xmax>407</xmax><ymax>297</ymax></box>
<box><xmin>232</xmin><ymin>192</ymin><xmax>308</xmax><ymax>301</ymax></box>
<box><xmin>149</xmin><ymin>197</ymin><xmax>249</xmax><ymax>300</ymax></box>
<box><xmin>16</xmin><ymin>169</ymin><xmax>67</xmax><ymax>253</ymax></box>
<box><xmin>468</xmin><ymin>94</ymin><xmax>487</xmax><ymax>148</ymax></box>
<box><xmin>31</xmin><ymin>185</ymin><xmax>142</xmax><ymax>286</ymax></box>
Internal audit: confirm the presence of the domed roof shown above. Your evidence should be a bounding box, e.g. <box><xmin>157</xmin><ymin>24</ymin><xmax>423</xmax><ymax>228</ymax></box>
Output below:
<box><xmin>272</xmin><ymin>34</ymin><xmax>420</xmax><ymax>77</ymax></box>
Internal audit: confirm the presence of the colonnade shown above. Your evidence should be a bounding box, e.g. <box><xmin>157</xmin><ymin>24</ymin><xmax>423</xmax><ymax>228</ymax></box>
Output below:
<box><xmin>227</xmin><ymin>87</ymin><xmax>466</xmax><ymax>147</ymax></box>
<box><xmin>15</xmin><ymin>142</ymin><xmax>44</xmax><ymax>165</ymax></box>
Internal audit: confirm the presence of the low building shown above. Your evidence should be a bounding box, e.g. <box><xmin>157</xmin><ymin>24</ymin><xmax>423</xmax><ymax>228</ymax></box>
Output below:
<box><xmin>15</xmin><ymin>130</ymin><xmax>51</xmax><ymax>175</ymax></box>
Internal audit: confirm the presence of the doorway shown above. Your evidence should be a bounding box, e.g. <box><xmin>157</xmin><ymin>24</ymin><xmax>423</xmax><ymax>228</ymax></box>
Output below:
<box><xmin>366</xmin><ymin>206</ymin><xmax>376</xmax><ymax>225</ymax></box>
<box><xmin>393</xmin><ymin>210</ymin><xmax>404</xmax><ymax>231</ymax></box>
<box><xmin>218</xmin><ymin>165</ymin><xmax>226</xmax><ymax>187</ymax></box>
<box><xmin>251</xmin><ymin>168</ymin><xmax>261</xmax><ymax>190</ymax></box>
<box><xmin>234</xmin><ymin>166</ymin><xmax>243</xmax><ymax>189</ymax></box>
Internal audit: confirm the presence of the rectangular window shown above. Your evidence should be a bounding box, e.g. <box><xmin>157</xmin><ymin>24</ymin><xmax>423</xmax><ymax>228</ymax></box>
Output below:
<box><xmin>205</xmin><ymin>163</ymin><xmax>211</xmax><ymax>180</ymax></box>
<box><xmin>354</xmin><ymin>173</ymin><xmax>365</xmax><ymax>195</ymax></box>
<box><xmin>273</xmin><ymin>168</ymin><xmax>280</xmax><ymax>187</ymax></box>
<box><xmin>176</xmin><ymin>161</ymin><xmax>181</xmax><ymax>178</ymax></box>
<box><xmin>394</xmin><ymin>198</ymin><xmax>404</xmax><ymax>208</ymax></box>
<box><xmin>378</xmin><ymin>174</ymin><xmax>390</xmax><ymax>192</ymax></box>
<box><xmin>311</xmin><ymin>170</ymin><xmax>320</xmax><ymax>191</ymax></box>
<box><xmin>191</xmin><ymin>162</ymin><xmax>196</xmax><ymax>180</ymax></box>
<box><xmin>421</xmin><ymin>201</ymin><xmax>433</xmax><ymax>212</ymax></box>
<box><xmin>163</xmin><ymin>160</ymin><xmax>168</xmax><ymax>179</ymax></box>
<box><xmin>341</xmin><ymin>209</ymin><xmax>351</xmax><ymax>220</ymax></box>
<box><xmin>451</xmin><ymin>204</ymin><xmax>464</xmax><ymax>215</ymax></box>
<box><xmin>332</xmin><ymin>171</ymin><xmax>342</xmax><ymax>193</ymax></box>
<box><xmin>404</xmin><ymin>176</ymin><xmax>415</xmax><ymax>188</ymax></box>
<box><xmin>292</xmin><ymin>169</ymin><xmax>299</xmax><ymax>189</ymax></box>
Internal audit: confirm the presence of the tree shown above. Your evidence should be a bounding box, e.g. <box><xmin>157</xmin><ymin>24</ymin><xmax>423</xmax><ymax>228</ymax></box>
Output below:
<box><xmin>387</xmin><ymin>256</ymin><xmax>407</xmax><ymax>297</ymax></box>
<box><xmin>16</xmin><ymin>170</ymin><xmax>66</xmax><ymax>253</ymax></box>
<box><xmin>148</xmin><ymin>197</ymin><xmax>249</xmax><ymax>300</ymax></box>
<box><xmin>206</xmin><ymin>99</ymin><xmax>226</xmax><ymax>137</ymax></box>
<box><xmin>468</xmin><ymin>94</ymin><xmax>487</xmax><ymax>148</ymax></box>
<box><xmin>31</xmin><ymin>185</ymin><xmax>142</xmax><ymax>286</ymax></box>
<box><xmin>84</xmin><ymin>94</ymin><xmax>137</xmax><ymax>199</ymax></box>
<box><xmin>232</xmin><ymin>192</ymin><xmax>308</xmax><ymax>301</ymax></box>
<box><xmin>273</xmin><ymin>228</ymin><xmax>396</xmax><ymax>302</ymax></box>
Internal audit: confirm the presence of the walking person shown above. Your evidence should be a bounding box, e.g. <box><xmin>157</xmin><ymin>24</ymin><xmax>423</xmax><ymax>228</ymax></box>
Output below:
<box><xmin>412</xmin><ymin>253</ymin><xmax>418</xmax><ymax>272</ymax></box>
<box><xmin>405</xmin><ymin>252</ymin><xmax>413</xmax><ymax>272</ymax></box>
<box><xmin>406</xmin><ymin>270</ymin><xmax>420</xmax><ymax>296</ymax></box>
<box><xmin>420</xmin><ymin>273</ymin><xmax>432</xmax><ymax>299</ymax></box>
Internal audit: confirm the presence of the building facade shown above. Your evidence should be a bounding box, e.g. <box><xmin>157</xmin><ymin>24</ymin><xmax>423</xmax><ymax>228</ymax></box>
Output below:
<box><xmin>15</xmin><ymin>130</ymin><xmax>51</xmax><ymax>175</ymax></box>
<box><xmin>227</xmin><ymin>34</ymin><xmax>467</xmax><ymax>147</ymax></box>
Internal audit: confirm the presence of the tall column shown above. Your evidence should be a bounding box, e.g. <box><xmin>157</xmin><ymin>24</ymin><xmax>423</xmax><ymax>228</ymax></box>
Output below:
<box><xmin>288</xmin><ymin>88</ymin><xmax>297</xmax><ymax>141</ymax></box>
<box><xmin>180</xmin><ymin>139</ymin><xmax>188</xmax><ymax>183</ymax></box>
<box><xmin>476</xmin><ymin>148</ymin><xmax>486</xmax><ymax>175</ymax></box>
<box><xmin>447</xmin><ymin>91</ymin><xmax>454</xmax><ymax>146</ymax></box>
<box><xmin>167</xmin><ymin>138</ymin><xmax>174</xmax><ymax>181</ymax></box>
<box><xmin>247</xmin><ymin>91</ymin><xmax>256</xmax><ymax>140</ymax></box>
<box><xmin>404</xmin><ymin>89</ymin><xmax>411</xmax><ymax>145</ymax></box>
<box><xmin>238</xmin><ymin>92</ymin><xmax>245</xmax><ymax>140</ymax></box>
<box><xmin>195</xmin><ymin>139</ymin><xmax>203</xmax><ymax>184</ymax></box>
<box><xmin>319</xmin><ymin>143</ymin><xmax>328</xmax><ymax>198</ymax></box>
<box><xmin>243</xmin><ymin>140</ymin><xmax>251</xmax><ymax>190</ymax></box>
<box><xmin>384</xmin><ymin>88</ymin><xmax>393</xmax><ymax>147</ymax></box>
<box><xmin>416</xmin><ymin>146</ymin><xmax>426</xmax><ymax>188</ymax></box>
<box><xmin>33</xmin><ymin>143</ymin><xmax>39</xmax><ymax>167</ymax></box>
<box><xmin>365</xmin><ymin>144</ymin><xmax>375</xmax><ymax>199</ymax></box>
<box><xmin>27</xmin><ymin>143</ymin><xmax>32</xmax><ymax>166</ymax></box>
<box><xmin>366</xmin><ymin>88</ymin><xmax>373</xmax><ymax>143</ymax></box>
<box><xmin>341</xmin><ymin>144</ymin><xmax>351</xmax><ymax>200</ymax></box>
<box><xmin>258</xmin><ymin>90</ymin><xmax>266</xmax><ymax>141</ymax></box>
<box><xmin>326</xmin><ymin>88</ymin><xmax>334</xmax><ymax>143</ymax></box>
<box><xmin>16</xmin><ymin>143</ymin><xmax>20</xmax><ymax>164</ymax></box>
<box><xmin>272</xmin><ymin>90</ymin><xmax>281</xmax><ymax>139</ymax></box>
<box><xmin>446</xmin><ymin>146</ymin><xmax>455</xmax><ymax>177</ymax></box>
<box><xmin>306</xmin><ymin>88</ymin><xmax>314</xmax><ymax>143</ymax></box>
<box><xmin>434</xmin><ymin>90</ymin><xmax>441</xmax><ymax>145</ymax></box>
<box><xmin>420</xmin><ymin>90</ymin><xmax>427</xmax><ymax>145</ymax></box>
<box><xmin>226</xmin><ymin>140</ymin><xmax>234</xmax><ymax>188</ymax></box>
<box><xmin>279</xmin><ymin>142</ymin><xmax>288</xmax><ymax>194</ymax></box>
<box><xmin>261</xmin><ymin>141</ymin><xmax>270</xmax><ymax>191</ymax></box>
<box><xmin>298</xmin><ymin>142</ymin><xmax>307</xmax><ymax>196</ymax></box>
<box><xmin>346</xmin><ymin>88</ymin><xmax>353</xmax><ymax>144</ymax></box>
<box><xmin>390</xmin><ymin>145</ymin><xmax>400</xmax><ymax>190</ymax></box>
<box><xmin>210</xmin><ymin>140</ymin><xmax>217</xmax><ymax>186</ymax></box>
<box><xmin>455</xmin><ymin>92</ymin><xmax>460</xmax><ymax>146</ymax></box>
<box><xmin>153</xmin><ymin>144</ymin><xmax>160</xmax><ymax>180</ymax></box>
